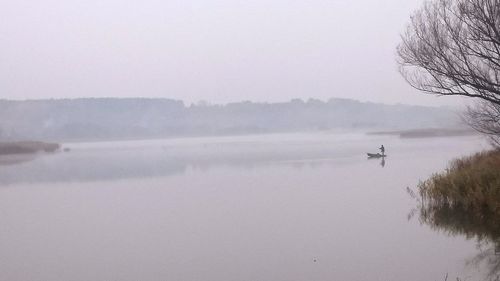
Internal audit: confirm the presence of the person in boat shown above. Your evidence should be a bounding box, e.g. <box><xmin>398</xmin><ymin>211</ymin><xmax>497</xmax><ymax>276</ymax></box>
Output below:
<box><xmin>379</xmin><ymin>145</ymin><xmax>385</xmax><ymax>156</ymax></box>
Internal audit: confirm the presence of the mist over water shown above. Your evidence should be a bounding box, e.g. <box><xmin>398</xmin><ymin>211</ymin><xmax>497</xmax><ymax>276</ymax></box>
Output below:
<box><xmin>0</xmin><ymin>133</ymin><xmax>491</xmax><ymax>281</ymax></box>
<box><xmin>2</xmin><ymin>0</ymin><xmax>497</xmax><ymax>279</ymax></box>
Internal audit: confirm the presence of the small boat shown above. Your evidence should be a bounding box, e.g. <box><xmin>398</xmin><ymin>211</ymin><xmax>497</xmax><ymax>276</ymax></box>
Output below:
<box><xmin>367</xmin><ymin>153</ymin><xmax>386</xmax><ymax>158</ymax></box>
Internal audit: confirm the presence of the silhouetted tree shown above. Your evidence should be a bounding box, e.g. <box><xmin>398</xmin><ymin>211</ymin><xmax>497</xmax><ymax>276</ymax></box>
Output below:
<box><xmin>398</xmin><ymin>0</ymin><xmax>500</xmax><ymax>142</ymax></box>
<box><xmin>464</xmin><ymin>101</ymin><xmax>500</xmax><ymax>145</ymax></box>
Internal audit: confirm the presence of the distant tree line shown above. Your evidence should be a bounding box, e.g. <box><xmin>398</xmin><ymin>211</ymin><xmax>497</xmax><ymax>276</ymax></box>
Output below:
<box><xmin>0</xmin><ymin>98</ymin><xmax>458</xmax><ymax>141</ymax></box>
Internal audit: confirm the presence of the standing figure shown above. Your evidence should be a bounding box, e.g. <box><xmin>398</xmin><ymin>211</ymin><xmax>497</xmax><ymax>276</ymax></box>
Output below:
<box><xmin>379</xmin><ymin>145</ymin><xmax>385</xmax><ymax>156</ymax></box>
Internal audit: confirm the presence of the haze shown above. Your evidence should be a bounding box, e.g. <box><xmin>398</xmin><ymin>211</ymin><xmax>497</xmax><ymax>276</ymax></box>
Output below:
<box><xmin>1</xmin><ymin>0</ymin><xmax>499</xmax><ymax>280</ymax></box>
<box><xmin>0</xmin><ymin>0</ymin><xmax>463</xmax><ymax>106</ymax></box>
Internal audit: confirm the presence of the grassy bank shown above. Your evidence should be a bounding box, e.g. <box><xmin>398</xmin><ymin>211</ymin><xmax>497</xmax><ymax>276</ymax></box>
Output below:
<box><xmin>415</xmin><ymin>150</ymin><xmax>500</xmax><ymax>279</ymax></box>
<box><xmin>0</xmin><ymin>141</ymin><xmax>60</xmax><ymax>155</ymax></box>
<box><xmin>418</xmin><ymin>149</ymin><xmax>500</xmax><ymax>217</ymax></box>
<box><xmin>416</xmin><ymin>149</ymin><xmax>500</xmax><ymax>245</ymax></box>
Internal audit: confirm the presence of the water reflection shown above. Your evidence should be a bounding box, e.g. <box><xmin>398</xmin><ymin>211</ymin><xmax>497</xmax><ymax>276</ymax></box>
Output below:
<box><xmin>0</xmin><ymin>154</ymin><xmax>37</xmax><ymax>166</ymax></box>
<box><xmin>0</xmin><ymin>134</ymin><xmax>483</xmax><ymax>186</ymax></box>
<box><xmin>0</xmin><ymin>134</ymin><xmax>489</xmax><ymax>281</ymax></box>
<box><xmin>367</xmin><ymin>155</ymin><xmax>386</xmax><ymax>168</ymax></box>
<box><xmin>0</xmin><ymin>138</ymin><xmax>363</xmax><ymax>186</ymax></box>
<box><xmin>467</xmin><ymin>246</ymin><xmax>500</xmax><ymax>281</ymax></box>
<box><xmin>411</xmin><ymin>189</ymin><xmax>500</xmax><ymax>280</ymax></box>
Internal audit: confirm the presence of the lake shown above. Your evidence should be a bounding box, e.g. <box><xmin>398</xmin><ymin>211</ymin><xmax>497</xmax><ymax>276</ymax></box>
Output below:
<box><xmin>0</xmin><ymin>132</ymin><xmax>493</xmax><ymax>281</ymax></box>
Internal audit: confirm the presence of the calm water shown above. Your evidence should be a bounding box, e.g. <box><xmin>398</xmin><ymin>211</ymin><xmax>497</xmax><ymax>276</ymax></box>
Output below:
<box><xmin>0</xmin><ymin>133</ymin><xmax>493</xmax><ymax>281</ymax></box>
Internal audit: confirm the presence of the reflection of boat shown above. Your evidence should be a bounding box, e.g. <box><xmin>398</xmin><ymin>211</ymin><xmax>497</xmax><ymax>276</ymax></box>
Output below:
<box><xmin>367</xmin><ymin>153</ymin><xmax>386</xmax><ymax>158</ymax></box>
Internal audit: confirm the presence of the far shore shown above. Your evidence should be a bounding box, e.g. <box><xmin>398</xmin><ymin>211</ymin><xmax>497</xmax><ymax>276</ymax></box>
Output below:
<box><xmin>0</xmin><ymin>141</ymin><xmax>61</xmax><ymax>155</ymax></box>
<box><xmin>367</xmin><ymin>128</ymin><xmax>478</xmax><ymax>138</ymax></box>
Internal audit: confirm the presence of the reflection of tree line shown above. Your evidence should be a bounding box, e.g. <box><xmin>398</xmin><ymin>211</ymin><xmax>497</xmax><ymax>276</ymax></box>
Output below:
<box><xmin>0</xmin><ymin>147</ymin><xmax>348</xmax><ymax>185</ymax></box>
<box><xmin>414</xmin><ymin>198</ymin><xmax>500</xmax><ymax>280</ymax></box>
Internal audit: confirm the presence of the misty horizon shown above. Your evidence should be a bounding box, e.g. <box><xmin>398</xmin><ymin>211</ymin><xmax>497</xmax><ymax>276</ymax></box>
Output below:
<box><xmin>1</xmin><ymin>0</ymin><xmax>497</xmax><ymax>280</ymax></box>
<box><xmin>0</xmin><ymin>0</ymin><xmax>468</xmax><ymax>107</ymax></box>
<box><xmin>0</xmin><ymin>97</ymin><xmax>463</xmax><ymax>142</ymax></box>
<box><xmin>0</xmin><ymin>96</ymin><xmax>461</xmax><ymax>109</ymax></box>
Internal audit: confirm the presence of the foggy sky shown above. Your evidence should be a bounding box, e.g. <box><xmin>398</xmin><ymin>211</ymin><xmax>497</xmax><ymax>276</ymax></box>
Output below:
<box><xmin>1</xmin><ymin>0</ymin><xmax>460</xmax><ymax>106</ymax></box>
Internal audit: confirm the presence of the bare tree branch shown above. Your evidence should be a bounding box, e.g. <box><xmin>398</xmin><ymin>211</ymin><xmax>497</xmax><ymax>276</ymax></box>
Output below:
<box><xmin>398</xmin><ymin>0</ymin><xmax>500</xmax><ymax>141</ymax></box>
<box><xmin>398</xmin><ymin>0</ymin><xmax>500</xmax><ymax>103</ymax></box>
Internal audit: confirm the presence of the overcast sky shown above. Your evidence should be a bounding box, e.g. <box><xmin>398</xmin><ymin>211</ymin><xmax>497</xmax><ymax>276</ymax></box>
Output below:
<box><xmin>0</xmin><ymin>0</ymin><xmax>463</xmax><ymax>106</ymax></box>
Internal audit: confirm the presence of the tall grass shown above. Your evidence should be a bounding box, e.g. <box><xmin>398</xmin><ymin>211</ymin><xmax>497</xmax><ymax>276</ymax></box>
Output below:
<box><xmin>416</xmin><ymin>150</ymin><xmax>500</xmax><ymax>280</ymax></box>
<box><xmin>419</xmin><ymin>149</ymin><xmax>500</xmax><ymax>218</ymax></box>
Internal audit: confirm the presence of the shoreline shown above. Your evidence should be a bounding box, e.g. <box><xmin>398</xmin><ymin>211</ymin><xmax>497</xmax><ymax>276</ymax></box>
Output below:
<box><xmin>367</xmin><ymin>128</ymin><xmax>478</xmax><ymax>138</ymax></box>
<box><xmin>0</xmin><ymin>141</ymin><xmax>60</xmax><ymax>155</ymax></box>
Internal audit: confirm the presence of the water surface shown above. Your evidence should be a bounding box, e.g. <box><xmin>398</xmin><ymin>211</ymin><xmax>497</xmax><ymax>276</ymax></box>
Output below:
<box><xmin>0</xmin><ymin>133</ymin><xmax>491</xmax><ymax>281</ymax></box>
